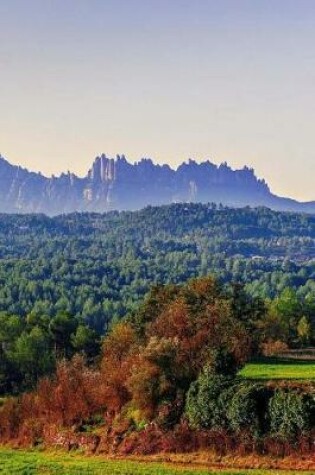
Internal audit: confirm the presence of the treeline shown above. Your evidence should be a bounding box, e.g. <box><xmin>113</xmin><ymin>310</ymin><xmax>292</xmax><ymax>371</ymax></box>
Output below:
<box><xmin>0</xmin><ymin>277</ymin><xmax>314</xmax><ymax>455</ymax></box>
<box><xmin>1</xmin><ymin>204</ymin><xmax>315</xmax><ymax>334</ymax></box>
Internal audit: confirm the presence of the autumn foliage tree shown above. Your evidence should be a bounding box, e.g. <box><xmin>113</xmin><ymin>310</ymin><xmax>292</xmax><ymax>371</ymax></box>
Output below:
<box><xmin>98</xmin><ymin>277</ymin><xmax>256</xmax><ymax>424</ymax></box>
<box><xmin>101</xmin><ymin>323</ymin><xmax>140</xmax><ymax>415</ymax></box>
<box><xmin>147</xmin><ymin>278</ymin><xmax>252</xmax><ymax>383</ymax></box>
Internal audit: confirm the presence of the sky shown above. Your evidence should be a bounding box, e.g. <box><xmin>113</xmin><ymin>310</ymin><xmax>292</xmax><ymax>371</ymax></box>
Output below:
<box><xmin>0</xmin><ymin>0</ymin><xmax>315</xmax><ymax>201</ymax></box>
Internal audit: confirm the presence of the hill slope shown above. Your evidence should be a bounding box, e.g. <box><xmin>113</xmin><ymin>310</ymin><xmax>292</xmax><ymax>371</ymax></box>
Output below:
<box><xmin>1</xmin><ymin>204</ymin><xmax>315</xmax><ymax>331</ymax></box>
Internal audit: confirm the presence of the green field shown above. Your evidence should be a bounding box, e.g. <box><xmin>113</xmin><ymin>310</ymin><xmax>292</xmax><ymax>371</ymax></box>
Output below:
<box><xmin>0</xmin><ymin>449</ymin><xmax>313</xmax><ymax>475</ymax></box>
<box><xmin>240</xmin><ymin>357</ymin><xmax>315</xmax><ymax>380</ymax></box>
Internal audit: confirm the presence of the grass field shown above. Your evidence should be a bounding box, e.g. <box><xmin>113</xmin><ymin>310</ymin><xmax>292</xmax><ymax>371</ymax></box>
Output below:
<box><xmin>0</xmin><ymin>449</ymin><xmax>313</xmax><ymax>475</ymax></box>
<box><xmin>239</xmin><ymin>357</ymin><xmax>315</xmax><ymax>380</ymax></box>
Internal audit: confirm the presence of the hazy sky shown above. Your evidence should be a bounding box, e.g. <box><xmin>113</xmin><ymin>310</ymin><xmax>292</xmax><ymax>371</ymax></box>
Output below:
<box><xmin>1</xmin><ymin>1</ymin><xmax>315</xmax><ymax>200</ymax></box>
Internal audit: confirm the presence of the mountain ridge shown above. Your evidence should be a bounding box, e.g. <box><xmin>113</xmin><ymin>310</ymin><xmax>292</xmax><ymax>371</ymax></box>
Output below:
<box><xmin>0</xmin><ymin>153</ymin><xmax>314</xmax><ymax>215</ymax></box>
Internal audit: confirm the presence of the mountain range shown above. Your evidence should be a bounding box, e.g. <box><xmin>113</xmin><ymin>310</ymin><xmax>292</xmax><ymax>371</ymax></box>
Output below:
<box><xmin>0</xmin><ymin>153</ymin><xmax>314</xmax><ymax>215</ymax></box>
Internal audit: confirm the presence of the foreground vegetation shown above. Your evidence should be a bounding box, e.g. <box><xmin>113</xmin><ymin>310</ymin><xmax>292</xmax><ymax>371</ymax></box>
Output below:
<box><xmin>0</xmin><ymin>277</ymin><xmax>314</xmax><ymax>458</ymax></box>
<box><xmin>0</xmin><ymin>449</ymin><xmax>313</xmax><ymax>475</ymax></box>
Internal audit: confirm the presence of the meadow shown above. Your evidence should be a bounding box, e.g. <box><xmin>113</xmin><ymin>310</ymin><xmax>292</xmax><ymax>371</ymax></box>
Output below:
<box><xmin>239</xmin><ymin>357</ymin><xmax>315</xmax><ymax>380</ymax></box>
<box><xmin>0</xmin><ymin>449</ymin><xmax>313</xmax><ymax>475</ymax></box>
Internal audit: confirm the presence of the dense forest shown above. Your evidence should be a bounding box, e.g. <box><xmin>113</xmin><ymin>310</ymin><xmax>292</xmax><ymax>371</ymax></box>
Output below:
<box><xmin>1</xmin><ymin>203</ymin><xmax>315</xmax><ymax>334</ymax></box>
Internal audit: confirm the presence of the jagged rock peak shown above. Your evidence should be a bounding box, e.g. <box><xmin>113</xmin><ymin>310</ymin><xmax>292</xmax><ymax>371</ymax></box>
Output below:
<box><xmin>0</xmin><ymin>153</ymin><xmax>313</xmax><ymax>215</ymax></box>
<box><xmin>88</xmin><ymin>154</ymin><xmax>116</xmax><ymax>182</ymax></box>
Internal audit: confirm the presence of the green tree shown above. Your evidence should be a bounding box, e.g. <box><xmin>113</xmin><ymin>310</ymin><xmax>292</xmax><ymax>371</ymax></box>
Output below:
<box><xmin>49</xmin><ymin>312</ymin><xmax>78</xmax><ymax>357</ymax></box>
<box><xmin>71</xmin><ymin>325</ymin><xmax>100</xmax><ymax>359</ymax></box>
<box><xmin>8</xmin><ymin>326</ymin><xmax>55</xmax><ymax>389</ymax></box>
<box><xmin>297</xmin><ymin>316</ymin><xmax>312</xmax><ymax>346</ymax></box>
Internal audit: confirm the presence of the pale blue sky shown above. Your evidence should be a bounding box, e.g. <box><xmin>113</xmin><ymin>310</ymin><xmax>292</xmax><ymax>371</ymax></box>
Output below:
<box><xmin>1</xmin><ymin>1</ymin><xmax>315</xmax><ymax>200</ymax></box>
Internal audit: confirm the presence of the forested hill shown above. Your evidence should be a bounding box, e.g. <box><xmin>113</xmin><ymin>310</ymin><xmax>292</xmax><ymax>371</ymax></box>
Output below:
<box><xmin>1</xmin><ymin>204</ymin><xmax>315</xmax><ymax>333</ymax></box>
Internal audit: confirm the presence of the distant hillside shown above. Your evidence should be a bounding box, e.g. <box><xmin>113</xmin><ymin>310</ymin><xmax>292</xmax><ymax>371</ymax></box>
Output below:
<box><xmin>1</xmin><ymin>204</ymin><xmax>315</xmax><ymax>332</ymax></box>
<box><xmin>0</xmin><ymin>154</ymin><xmax>315</xmax><ymax>214</ymax></box>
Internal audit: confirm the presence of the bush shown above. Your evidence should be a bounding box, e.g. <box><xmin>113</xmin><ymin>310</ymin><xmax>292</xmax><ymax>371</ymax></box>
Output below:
<box><xmin>268</xmin><ymin>389</ymin><xmax>313</xmax><ymax>438</ymax></box>
<box><xmin>226</xmin><ymin>383</ymin><xmax>269</xmax><ymax>436</ymax></box>
<box><xmin>185</xmin><ymin>368</ymin><xmax>233</xmax><ymax>430</ymax></box>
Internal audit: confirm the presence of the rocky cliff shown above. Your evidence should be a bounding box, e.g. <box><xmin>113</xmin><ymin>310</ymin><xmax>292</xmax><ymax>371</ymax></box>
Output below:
<box><xmin>0</xmin><ymin>154</ymin><xmax>314</xmax><ymax>215</ymax></box>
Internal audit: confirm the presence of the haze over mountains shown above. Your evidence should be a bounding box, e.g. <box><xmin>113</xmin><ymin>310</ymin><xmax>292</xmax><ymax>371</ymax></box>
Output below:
<box><xmin>0</xmin><ymin>154</ymin><xmax>314</xmax><ymax>215</ymax></box>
